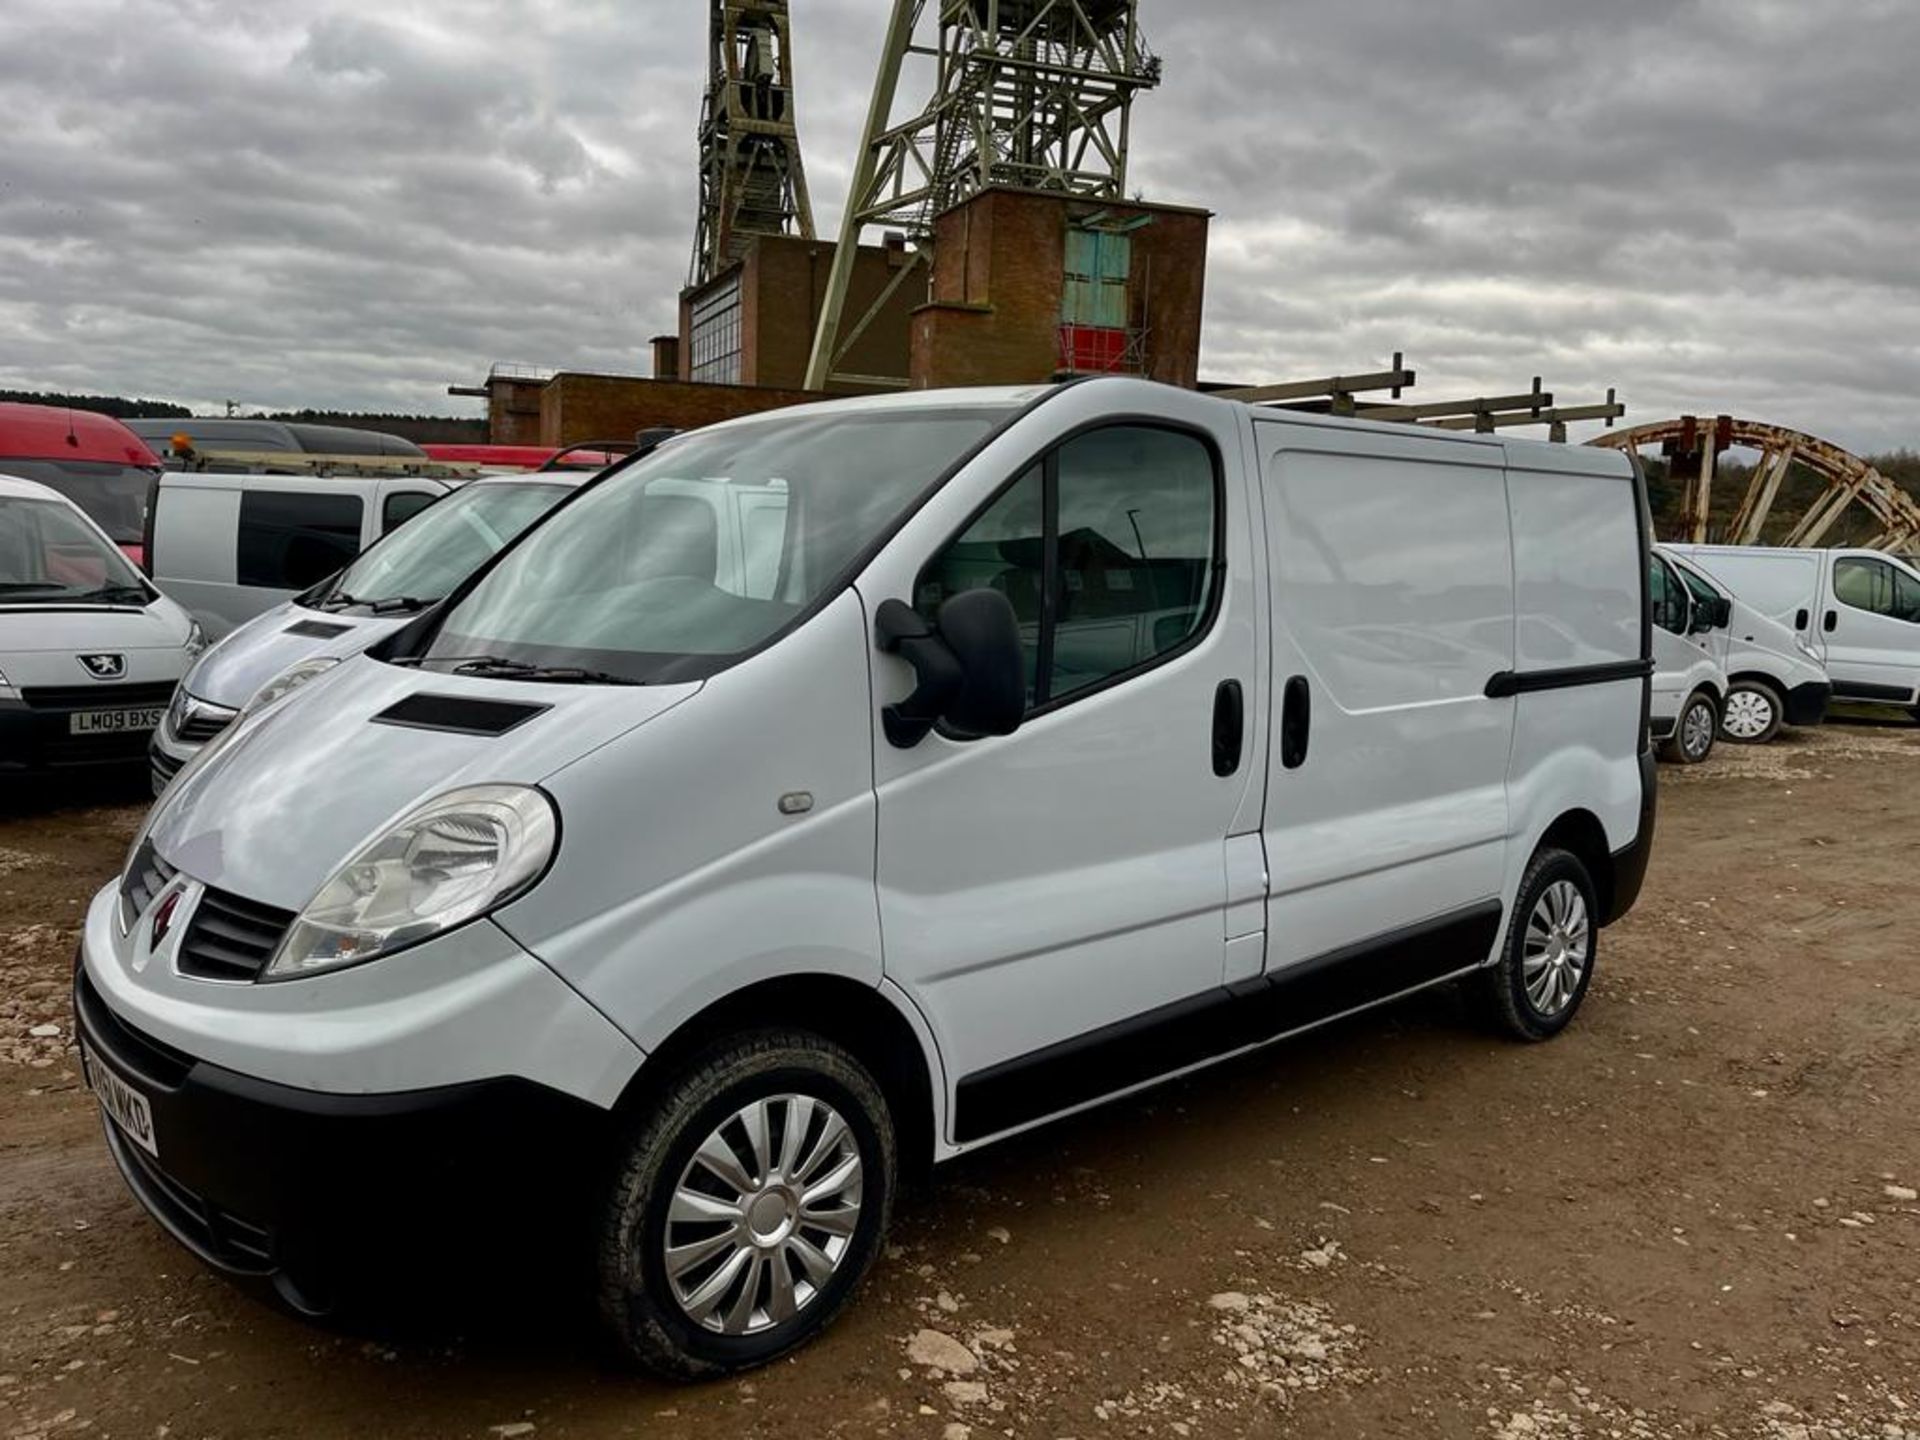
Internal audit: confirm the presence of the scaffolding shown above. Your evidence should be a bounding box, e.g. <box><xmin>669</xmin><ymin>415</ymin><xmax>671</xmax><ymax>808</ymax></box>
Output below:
<box><xmin>690</xmin><ymin>1</ymin><xmax>816</xmax><ymax>290</ymax></box>
<box><xmin>806</xmin><ymin>0</ymin><xmax>1162</xmax><ymax>390</ymax></box>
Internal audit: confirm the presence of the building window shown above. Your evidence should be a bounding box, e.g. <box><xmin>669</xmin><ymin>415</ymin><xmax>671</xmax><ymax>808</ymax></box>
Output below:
<box><xmin>689</xmin><ymin>273</ymin><xmax>744</xmax><ymax>386</ymax></box>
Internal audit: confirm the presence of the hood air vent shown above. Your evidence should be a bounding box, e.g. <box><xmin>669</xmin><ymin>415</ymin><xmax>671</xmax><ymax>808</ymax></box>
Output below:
<box><xmin>371</xmin><ymin>693</ymin><xmax>550</xmax><ymax>736</ymax></box>
<box><xmin>283</xmin><ymin>619</ymin><xmax>353</xmax><ymax>639</ymax></box>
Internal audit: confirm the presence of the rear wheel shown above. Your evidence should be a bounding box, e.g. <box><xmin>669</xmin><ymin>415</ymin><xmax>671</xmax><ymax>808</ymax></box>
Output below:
<box><xmin>1471</xmin><ymin>847</ymin><xmax>1598</xmax><ymax>1042</ymax></box>
<box><xmin>597</xmin><ymin>1031</ymin><xmax>895</xmax><ymax>1380</ymax></box>
<box><xmin>1720</xmin><ymin>679</ymin><xmax>1783</xmax><ymax>745</ymax></box>
<box><xmin>1662</xmin><ymin>689</ymin><xmax>1719</xmax><ymax>764</ymax></box>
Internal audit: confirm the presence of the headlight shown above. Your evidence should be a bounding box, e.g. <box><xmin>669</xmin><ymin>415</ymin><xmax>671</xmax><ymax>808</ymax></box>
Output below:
<box><xmin>263</xmin><ymin>784</ymin><xmax>558</xmax><ymax>981</ymax></box>
<box><xmin>184</xmin><ymin>620</ymin><xmax>207</xmax><ymax>658</ymax></box>
<box><xmin>245</xmin><ymin>656</ymin><xmax>341</xmax><ymax>717</ymax></box>
<box><xmin>0</xmin><ymin>665</ymin><xmax>13</xmax><ymax>701</ymax></box>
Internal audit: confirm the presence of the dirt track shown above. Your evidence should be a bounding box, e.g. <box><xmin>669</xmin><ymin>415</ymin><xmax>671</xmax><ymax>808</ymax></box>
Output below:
<box><xmin>3</xmin><ymin>725</ymin><xmax>1919</xmax><ymax>1440</ymax></box>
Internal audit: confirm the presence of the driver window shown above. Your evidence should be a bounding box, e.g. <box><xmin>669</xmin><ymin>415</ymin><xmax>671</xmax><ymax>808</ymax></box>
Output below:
<box><xmin>1833</xmin><ymin>558</ymin><xmax>1894</xmax><ymax>616</ymax></box>
<box><xmin>1895</xmin><ymin>566</ymin><xmax>1920</xmax><ymax>623</ymax></box>
<box><xmin>1649</xmin><ymin>556</ymin><xmax>1689</xmax><ymax>635</ymax></box>
<box><xmin>914</xmin><ymin>425</ymin><xmax>1220</xmax><ymax>713</ymax></box>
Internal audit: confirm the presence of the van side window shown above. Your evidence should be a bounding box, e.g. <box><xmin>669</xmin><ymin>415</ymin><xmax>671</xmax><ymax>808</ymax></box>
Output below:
<box><xmin>1649</xmin><ymin>556</ymin><xmax>1689</xmax><ymax>635</ymax></box>
<box><xmin>237</xmin><ymin>491</ymin><xmax>364</xmax><ymax>590</ymax></box>
<box><xmin>1896</xmin><ymin>568</ymin><xmax>1920</xmax><ymax>623</ymax></box>
<box><xmin>1834</xmin><ymin>557</ymin><xmax>1904</xmax><ymax>618</ymax></box>
<box><xmin>382</xmin><ymin>491</ymin><xmax>437</xmax><ymax>534</ymax></box>
<box><xmin>916</xmin><ymin>426</ymin><xmax>1219</xmax><ymax>712</ymax></box>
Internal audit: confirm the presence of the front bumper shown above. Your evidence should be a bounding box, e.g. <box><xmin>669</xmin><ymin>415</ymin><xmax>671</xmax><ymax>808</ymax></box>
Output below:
<box><xmin>0</xmin><ymin>697</ymin><xmax>160</xmax><ymax>774</ymax></box>
<box><xmin>73</xmin><ymin>958</ymin><xmax>609</xmax><ymax>1311</ymax></box>
<box><xmin>1784</xmin><ymin>680</ymin><xmax>1832</xmax><ymax>728</ymax></box>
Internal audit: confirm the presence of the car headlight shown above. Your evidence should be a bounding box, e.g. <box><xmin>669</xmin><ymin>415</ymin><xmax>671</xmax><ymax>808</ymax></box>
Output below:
<box><xmin>263</xmin><ymin>784</ymin><xmax>558</xmax><ymax>981</ymax></box>
<box><xmin>245</xmin><ymin>656</ymin><xmax>341</xmax><ymax>717</ymax></box>
<box><xmin>184</xmin><ymin>620</ymin><xmax>207</xmax><ymax>658</ymax></box>
<box><xmin>0</xmin><ymin>665</ymin><xmax>13</xmax><ymax>701</ymax></box>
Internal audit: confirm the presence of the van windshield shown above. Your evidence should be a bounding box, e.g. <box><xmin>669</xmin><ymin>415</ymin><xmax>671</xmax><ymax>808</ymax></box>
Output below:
<box><xmin>0</xmin><ymin>459</ymin><xmax>153</xmax><ymax>543</ymax></box>
<box><xmin>0</xmin><ymin>495</ymin><xmax>148</xmax><ymax>604</ymax></box>
<box><xmin>306</xmin><ymin>480</ymin><xmax>571</xmax><ymax>615</ymax></box>
<box><xmin>417</xmin><ymin>405</ymin><xmax>1013</xmax><ymax>684</ymax></box>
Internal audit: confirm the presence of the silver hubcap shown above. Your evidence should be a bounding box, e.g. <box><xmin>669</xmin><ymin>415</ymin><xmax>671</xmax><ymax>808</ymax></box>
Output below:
<box><xmin>1523</xmin><ymin>880</ymin><xmax>1590</xmax><ymax>1017</ymax></box>
<box><xmin>1683</xmin><ymin>701</ymin><xmax>1715</xmax><ymax>758</ymax></box>
<box><xmin>1722</xmin><ymin>689</ymin><xmax>1774</xmax><ymax>740</ymax></box>
<box><xmin>664</xmin><ymin>1094</ymin><xmax>863</xmax><ymax>1336</ymax></box>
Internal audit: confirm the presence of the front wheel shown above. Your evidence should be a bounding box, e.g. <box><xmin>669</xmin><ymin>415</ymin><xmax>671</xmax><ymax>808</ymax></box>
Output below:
<box><xmin>1471</xmin><ymin>847</ymin><xmax>1598</xmax><ymax>1042</ymax></box>
<box><xmin>1719</xmin><ymin>679</ymin><xmax>1783</xmax><ymax>745</ymax></box>
<box><xmin>597</xmin><ymin>1031</ymin><xmax>896</xmax><ymax>1379</ymax></box>
<box><xmin>1663</xmin><ymin>689</ymin><xmax>1719</xmax><ymax>764</ymax></box>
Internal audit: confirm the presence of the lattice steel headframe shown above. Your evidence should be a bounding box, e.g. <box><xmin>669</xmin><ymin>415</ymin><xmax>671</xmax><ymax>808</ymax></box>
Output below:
<box><xmin>691</xmin><ymin>1</ymin><xmax>816</xmax><ymax>289</ymax></box>
<box><xmin>806</xmin><ymin>0</ymin><xmax>1162</xmax><ymax>389</ymax></box>
<box><xmin>1592</xmin><ymin>416</ymin><xmax>1920</xmax><ymax>556</ymax></box>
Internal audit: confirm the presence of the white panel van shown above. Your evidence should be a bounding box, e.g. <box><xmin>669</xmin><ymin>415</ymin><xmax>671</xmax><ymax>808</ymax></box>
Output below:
<box><xmin>76</xmin><ymin>380</ymin><xmax>1655</xmax><ymax>1378</ymax></box>
<box><xmin>1647</xmin><ymin>549</ymin><xmax>1729</xmax><ymax>763</ymax></box>
<box><xmin>1</xmin><ymin>474</ymin><xmax>203</xmax><ymax>776</ymax></box>
<box><xmin>1658</xmin><ymin>546</ymin><xmax>1830</xmax><ymax>743</ymax></box>
<box><xmin>147</xmin><ymin>472</ymin><xmax>453</xmax><ymax>639</ymax></box>
<box><xmin>147</xmin><ymin>473</ymin><xmax>590</xmax><ymax>793</ymax></box>
<box><xmin>1669</xmin><ymin>544</ymin><xmax>1920</xmax><ymax>719</ymax></box>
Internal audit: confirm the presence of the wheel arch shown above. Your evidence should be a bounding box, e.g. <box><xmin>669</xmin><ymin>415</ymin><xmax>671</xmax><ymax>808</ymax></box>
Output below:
<box><xmin>1532</xmin><ymin>808</ymin><xmax>1617</xmax><ymax>925</ymax></box>
<box><xmin>612</xmin><ymin>974</ymin><xmax>941</xmax><ymax>1182</ymax></box>
<box><xmin>1726</xmin><ymin>670</ymin><xmax>1786</xmax><ymax>696</ymax></box>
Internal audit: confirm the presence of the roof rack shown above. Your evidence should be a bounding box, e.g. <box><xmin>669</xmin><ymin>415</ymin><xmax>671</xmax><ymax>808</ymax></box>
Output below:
<box><xmin>161</xmin><ymin>447</ymin><xmax>481</xmax><ymax>480</ymax></box>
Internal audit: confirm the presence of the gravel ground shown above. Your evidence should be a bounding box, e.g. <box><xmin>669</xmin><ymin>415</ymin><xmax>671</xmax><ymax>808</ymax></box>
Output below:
<box><xmin>2</xmin><ymin>724</ymin><xmax>1918</xmax><ymax>1439</ymax></box>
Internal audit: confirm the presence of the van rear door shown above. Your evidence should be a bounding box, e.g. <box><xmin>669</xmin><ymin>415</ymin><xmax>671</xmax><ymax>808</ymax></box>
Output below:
<box><xmin>1254</xmin><ymin>422</ymin><xmax>1515</xmax><ymax>981</ymax></box>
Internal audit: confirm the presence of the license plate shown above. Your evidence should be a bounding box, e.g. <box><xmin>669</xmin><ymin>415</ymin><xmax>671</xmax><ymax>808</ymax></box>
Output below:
<box><xmin>69</xmin><ymin>707</ymin><xmax>164</xmax><ymax>736</ymax></box>
<box><xmin>80</xmin><ymin>1039</ymin><xmax>159</xmax><ymax>1158</ymax></box>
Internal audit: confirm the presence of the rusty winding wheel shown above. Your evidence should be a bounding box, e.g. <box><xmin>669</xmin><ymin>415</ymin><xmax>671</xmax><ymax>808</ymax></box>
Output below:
<box><xmin>1590</xmin><ymin>416</ymin><xmax>1920</xmax><ymax>557</ymax></box>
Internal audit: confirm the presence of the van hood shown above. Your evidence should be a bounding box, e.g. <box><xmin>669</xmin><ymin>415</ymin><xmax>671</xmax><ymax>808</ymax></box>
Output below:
<box><xmin>184</xmin><ymin>601</ymin><xmax>405</xmax><ymax>711</ymax></box>
<box><xmin>147</xmin><ymin>655</ymin><xmax>699</xmax><ymax>911</ymax></box>
<box><xmin>0</xmin><ymin>601</ymin><xmax>189</xmax><ymax>654</ymax></box>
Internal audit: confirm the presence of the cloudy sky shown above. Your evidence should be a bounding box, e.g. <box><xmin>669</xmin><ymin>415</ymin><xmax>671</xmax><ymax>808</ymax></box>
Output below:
<box><xmin>2</xmin><ymin>0</ymin><xmax>1916</xmax><ymax>451</ymax></box>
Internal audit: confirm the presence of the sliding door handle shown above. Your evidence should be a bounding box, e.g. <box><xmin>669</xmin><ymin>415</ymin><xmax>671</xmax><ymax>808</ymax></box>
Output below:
<box><xmin>1280</xmin><ymin>675</ymin><xmax>1311</xmax><ymax>770</ymax></box>
<box><xmin>1211</xmin><ymin>680</ymin><xmax>1245</xmax><ymax>777</ymax></box>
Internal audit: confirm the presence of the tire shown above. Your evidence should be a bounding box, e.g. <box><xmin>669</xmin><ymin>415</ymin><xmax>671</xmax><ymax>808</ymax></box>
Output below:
<box><xmin>597</xmin><ymin>1030</ymin><xmax>896</xmax><ymax>1380</ymax></box>
<box><xmin>1719</xmin><ymin>679</ymin><xmax>1783</xmax><ymax>745</ymax></box>
<box><xmin>1470</xmin><ymin>847</ymin><xmax>1598</xmax><ymax>1042</ymax></box>
<box><xmin>1662</xmin><ymin>688</ymin><xmax>1719</xmax><ymax>764</ymax></box>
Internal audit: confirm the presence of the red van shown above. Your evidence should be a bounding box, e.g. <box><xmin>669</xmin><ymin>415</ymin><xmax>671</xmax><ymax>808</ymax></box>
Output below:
<box><xmin>0</xmin><ymin>404</ymin><xmax>161</xmax><ymax>567</ymax></box>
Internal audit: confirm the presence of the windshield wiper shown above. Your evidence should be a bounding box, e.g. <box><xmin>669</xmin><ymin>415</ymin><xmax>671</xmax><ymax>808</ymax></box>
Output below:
<box><xmin>312</xmin><ymin>590</ymin><xmax>363</xmax><ymax>611</ymax></box>
<box><xmin>0</xmin><ymin>582</ymin><xmax>64</xmax><ymax>595</ymax></box>
<box><xmin>367</xmin><ymin>595</ymin><xmax>442</xmax><ymax>616</ymax></box>
<box><xmin>442</xmin><ymin>655</ymin><xmax>638</xmax><ymax>686</ymax></box>
<box><xmin>70</xmin><ymin>583</ymin><xmax>150</xmax><ymax>605</ymax></box>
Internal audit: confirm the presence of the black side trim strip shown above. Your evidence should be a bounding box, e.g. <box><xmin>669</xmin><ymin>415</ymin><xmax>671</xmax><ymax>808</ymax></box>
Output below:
<box><xmin>1485</xmin><ymin>658</ymin><xmax>1653</xmax><ymax>699</ymax></box>
<box><xmin>1830</xmin><ymin>680</ymin><xmax>1911</xmax><ymax>703</ymax></box>
<box><xmin>952</xmin><ymin>900</ymin><xmax>1504</xmax><ymax>1143</ymax></box>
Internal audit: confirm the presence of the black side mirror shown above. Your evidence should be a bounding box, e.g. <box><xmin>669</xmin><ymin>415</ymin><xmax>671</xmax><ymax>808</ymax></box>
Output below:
<box><xmin>874</xmin><ymin>592</ymin><xmax>1025</xmax><ymax>748</ymax></box>
<box><xmin>1692</xmin><ymin>596</ymin><xmax>1731</xmax><ymax>631</ymax></box>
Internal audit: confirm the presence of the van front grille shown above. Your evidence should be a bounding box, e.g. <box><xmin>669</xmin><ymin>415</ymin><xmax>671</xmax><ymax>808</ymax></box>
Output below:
<box><xmin>176</xmin><ymin>888</ymin><xmax>297</xmax><ymax>983</ymax></box>
<box><xmin>119</xmin><ymin>840</ymin><xmax>178</xmax><ymax>931</ymax></box>
<box><xmin>21</xmin><ymin>682</ymin><xmax>178</xmax><ymax>711</ymax></box>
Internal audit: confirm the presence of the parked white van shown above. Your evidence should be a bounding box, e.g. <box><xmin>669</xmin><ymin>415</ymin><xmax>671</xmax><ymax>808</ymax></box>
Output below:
<box><xmin>1656</xmin><ymin>546</ymin><xmax>1830</xmax><ymax>744</ymax></box>
<box><xmin>147</xmin><ymin>471</ymin><xmax>455</xmax><ymax>639</ymax></box>
<box><xmin>1646</xmin><ymin>549</ymin><xmax>1730</xmax><ymax>764</ymax></box>
<box><xmin>76</xmin><ymin>380</ymin><xmax>1656</xmax><ymax>1377</ymax></box>
<box><xmin>148</xmin><ymin>472</ymin><xmax>591</xmax><ymax>793</ymax></box>
<box><xmin>0</xmin><ymin>474</ymin><xmax>202</xmax><ymax>776</ymax></box>
<box><xmin>1668</xmin><ymin>544</ymin><xmax>1920</xmax><ymax>720</ymax></box>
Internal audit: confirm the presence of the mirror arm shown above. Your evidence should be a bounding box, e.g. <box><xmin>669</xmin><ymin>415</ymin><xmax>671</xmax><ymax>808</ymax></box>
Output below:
<box><xmin>874</xmin><ymin>598</ymin><xmax>962</xmax><ymax>749</ymax></box>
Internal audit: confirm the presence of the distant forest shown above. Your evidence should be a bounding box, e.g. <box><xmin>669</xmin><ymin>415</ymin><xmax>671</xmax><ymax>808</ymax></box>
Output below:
<box><xmin>0</xmin><ymin>390</ymin><xmax>486</xmax><ymax>444</ymax></box>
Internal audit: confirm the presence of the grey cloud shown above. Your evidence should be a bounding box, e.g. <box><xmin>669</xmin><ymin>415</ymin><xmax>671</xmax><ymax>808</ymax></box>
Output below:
<box><xmin>1</xmin><ymin>0</ymin><xmax>1917</xmax><ymax>452</ymax></box>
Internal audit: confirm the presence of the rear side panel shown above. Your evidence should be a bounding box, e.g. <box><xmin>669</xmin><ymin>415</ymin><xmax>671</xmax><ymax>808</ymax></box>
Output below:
<box><xmin>1502</xmin><ymin>445</ymin><xmax>1646</xmax><ymax>872</ymax></box>
<box><xmin>1255</xmin><ymin>421</ymin><xmax>1516</xmax><ymax>973</ymax></box>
